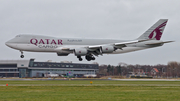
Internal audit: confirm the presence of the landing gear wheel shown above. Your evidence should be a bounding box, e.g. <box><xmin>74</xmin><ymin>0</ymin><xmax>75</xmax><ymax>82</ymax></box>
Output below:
<box><xmin>92</xmin><ymin>57</ymin><xmax>95</xmax><ymax>60</ymax></box>
<box><xmin>20</xmin><ymin>51</ymin><xmax>24</xmax><ymax>58</ymax></box>
<box><xmin>20</xmin><ymin>55</ymin><xmax>24</xmax><ymax>58</ymax></box>
<box><xmin>85</xmin><ymin>55</ymin><xmax>95</xmax><ymax>61</ymax></box>
<box><xmin>79</xmin><ymin>58</ymin><xmax>83</xmax><ymax>61</ymax></box>
<box><xmin>77</xmin><ymin>56</ymin><xmax>83</xmax><ymax>61</ymax></box>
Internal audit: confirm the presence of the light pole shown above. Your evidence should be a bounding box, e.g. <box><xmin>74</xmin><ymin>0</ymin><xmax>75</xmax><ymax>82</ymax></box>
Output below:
<box><xmin>173</xmin><ymin>68</ymin><xmax>176</xmax><ymax>78</ymax></box>
<box><xmin>112</xmin><ymin>66</ymin><xmax>114</xmax><ymax>76</ymax></box>
<box><xmin>169</xmin><ymin>68</ymin><xmax>171</xmax><ymax>78</ymax></box>
<box><xmin>162</xmin><ymin>67</ymin><xmax>165</xmax><ymax>78</ymax></box>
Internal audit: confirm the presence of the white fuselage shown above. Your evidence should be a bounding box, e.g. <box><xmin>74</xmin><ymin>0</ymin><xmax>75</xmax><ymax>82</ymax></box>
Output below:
<box><xmin>5</xmin><ymin>34</ymin><xmax>160</xmax><ymax>54</ymax></box>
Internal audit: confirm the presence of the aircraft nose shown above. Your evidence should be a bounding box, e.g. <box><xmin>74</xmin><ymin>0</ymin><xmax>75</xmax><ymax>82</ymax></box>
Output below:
<box><xmin>5</xmin><ymin>40</ymin><xmax>15</xmax><ymax>47</ymax></box>
<box><xmin>5</xmin><ymin>41</ymin><xmax>11</xmax><ymax>47</ymax></box>
<box><xmin>5</xmin><ymin>37</ymin><xmax>19</xmax><ymax>49</ymax></box>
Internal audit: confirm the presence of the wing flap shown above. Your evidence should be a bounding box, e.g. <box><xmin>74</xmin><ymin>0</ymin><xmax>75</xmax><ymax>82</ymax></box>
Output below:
<box><xmin>114</xmin><ymin>40</ymin><xmax>138</xmax><ymax>46</ymax></box>
<box><xmin>114</xmin><ymin>40</ymin><xmax>139</xmax><ymax>48</ymax></box>
<box><xmin>55</xmin><ymin>45</ymin><xmax>88</xmax><ymax>51</ymax></box>
<box><xmin>88</xmin><ymin>40</ymin><xmax>139</xmax><ymax>49</ymax></box>
<box><xmin>88</xmin><ymin>45</ymin><xmax>101</xmax><ymax>49</ymax></box>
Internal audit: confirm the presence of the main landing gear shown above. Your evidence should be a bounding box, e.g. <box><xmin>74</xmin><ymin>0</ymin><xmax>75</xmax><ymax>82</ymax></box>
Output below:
<box><xmin>85</xmin><ymin>55</ymin><xmax>95</xmax><ymax>61</ymax></box>
<box><xmin>20</xmin><ymin>51</ymin><xmax>24</xmax><ymax>58</ymax></box>
<box><xmin>77</xmin><ymin>55</ymin><xmax>96</xmax><ymax>61</ymax></box>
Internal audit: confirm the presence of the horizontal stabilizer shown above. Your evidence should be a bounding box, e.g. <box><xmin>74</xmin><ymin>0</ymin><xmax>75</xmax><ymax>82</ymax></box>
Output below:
<box><xmin>146</xmin><ymin>41</ymin><xmax>174</xmax><ymax>45</ymax></box>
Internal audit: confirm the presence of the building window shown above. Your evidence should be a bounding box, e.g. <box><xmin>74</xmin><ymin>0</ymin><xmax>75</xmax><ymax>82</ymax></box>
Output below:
<box><xmin>29</xmin><ymin>60</ymin><xmax>34</xmax><ymax>67</ymax></box>
<box><xmin>0</xmin><ymin>64</ymin><xmax>17</xmax><ymax>67</ymax></box>
<box><xmin>48</xmin><ymin>64</ymin><xmax>52</xmax><ymax>67</ymax></box>
<box><xmin>4</xmin><ymin>69</ymin><xmax>9</xmax><ymax>71</ymax></box>
<box><xmin>66</xmin><ymin>65</ymin><xmax>69</xmax><ymax>67</ymax></box>
<box><xmin>34</xmin><ymin>64</ymin><xmax>37</xmax><ymax>66</ymax></box>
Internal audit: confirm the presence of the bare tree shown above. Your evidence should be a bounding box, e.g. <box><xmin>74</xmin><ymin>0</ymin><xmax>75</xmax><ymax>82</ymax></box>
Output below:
<box><xmin>168</xmin><ymin>61</ymin><xmax>178</xmax><ymax>78</ymax></box>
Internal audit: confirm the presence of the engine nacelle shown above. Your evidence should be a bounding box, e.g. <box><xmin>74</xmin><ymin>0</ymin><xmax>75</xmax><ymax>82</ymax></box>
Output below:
<box><xmin>74</xmin><ymin>48</ymin><xmax>88</xmax><ymax>56</ymax></box>
<box><xmin>101</xmin><ymin>46</ymin><xmax>115</xmax><ymax>53</ymax></box>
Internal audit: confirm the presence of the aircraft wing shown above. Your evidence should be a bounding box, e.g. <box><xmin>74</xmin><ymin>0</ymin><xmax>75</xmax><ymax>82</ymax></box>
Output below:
<box><xmin>114</xmin><ymin>40</ymin><xmax>138</xmax><ymax>47</ymax></box>
<box><xmin>58</xmin><ymin>47</ymin><xmax>71</xmax><ymax>51</ymax></box>
<box><xmin>86</xmin><ymin>40</ymin><xmax>140</xmax><ymax>56</ymax></box>
<box><xmin>88</xmin><ymin>40</ymin><xmax>139</xmax><ymax>49</ymax></box>
<box><xmin>55</xmin><ymin>40</ymin><xmax>173</xmax><ymax>57</ymax></box>
<box><xmin>55</xmin><ymin>45</ymin><xmax>88</xmax><ymax>51</ymax></box>
<box><xmin>55</xmin><ymin>40</ymin><xmax>140</xmax><ymax>56</ymax></box>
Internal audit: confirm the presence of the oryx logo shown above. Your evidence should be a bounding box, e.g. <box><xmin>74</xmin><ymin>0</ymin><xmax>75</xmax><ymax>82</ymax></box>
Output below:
<box><xmin>151</xmin><ymin>31</ymin><xmax>157</xmax><ymax>39</ymax></box>
<box><xmin>148</xmin><ymin>21</ymin><xmax>167</xmax><ymax>40</ymax></box>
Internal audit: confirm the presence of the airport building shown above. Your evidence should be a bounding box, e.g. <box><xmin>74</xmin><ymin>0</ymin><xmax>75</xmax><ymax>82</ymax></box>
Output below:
<box><xmin>0</xmin><ymin>59</ymin><xmax>99</xmax><ymax>78</ymax></box>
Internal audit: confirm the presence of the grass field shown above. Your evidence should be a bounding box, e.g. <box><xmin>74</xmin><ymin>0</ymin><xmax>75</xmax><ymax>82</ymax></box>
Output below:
<box><xmin>0</xmin><ymin>80</ymin><xmax>180</xmax><ymax>101</ymax></box>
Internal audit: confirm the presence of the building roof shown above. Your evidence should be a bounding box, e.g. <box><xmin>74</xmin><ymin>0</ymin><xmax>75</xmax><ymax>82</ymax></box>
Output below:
<box><xmin>0</xmin><ymin>58</ymin><xmax>99</xmax><ymax>69</ymax></box>
<box><xmin>153</xmin><ymin>68</ymin><xmax>159</xmax><ymax>72</ymax></box>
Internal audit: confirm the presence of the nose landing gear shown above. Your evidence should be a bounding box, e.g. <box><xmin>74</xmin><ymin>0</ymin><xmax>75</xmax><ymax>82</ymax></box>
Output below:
<box><xmin>21</xmin><ymin>55</ymin><xmax>24</xmax><ymax>58</ymax></box>
<box><xmin>20</xmin><ymin>51</ymin><xmax>24</xmax><ymax>58</ymax></box>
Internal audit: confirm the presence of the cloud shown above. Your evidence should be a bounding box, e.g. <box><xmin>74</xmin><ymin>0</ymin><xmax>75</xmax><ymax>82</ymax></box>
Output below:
<box><xmin>0</xmin><ymin>0</ymin><xmax>179</xmax><ymax>65</ymax></box>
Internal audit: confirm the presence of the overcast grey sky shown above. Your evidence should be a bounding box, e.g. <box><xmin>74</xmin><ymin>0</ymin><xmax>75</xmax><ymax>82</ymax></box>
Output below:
<box><xmin>0</xmin><ymin>0</ymin><xmax>179</xmax><ymax>65</ymax></box>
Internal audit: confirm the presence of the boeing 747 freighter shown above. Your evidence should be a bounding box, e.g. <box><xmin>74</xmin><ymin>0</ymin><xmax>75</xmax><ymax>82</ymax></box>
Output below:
<box><xmin>5</xmin><ymin>19</ymin><xmax>173</xmax><ymax>61</ymax></box>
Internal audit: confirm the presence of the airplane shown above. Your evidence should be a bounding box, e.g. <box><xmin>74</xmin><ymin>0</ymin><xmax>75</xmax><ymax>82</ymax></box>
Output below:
<box><xmin>5</xmin><ymin>19</ymin><xmax>173</xmax><ymax>61</ymax></box>
<box><xmin>84</xmin><ymin>74</ymin><xmax>97</xmax><ymax>78</ymax></box>
<box><xmin>44</xmin><ymin>72</ymin><xmax>59</xmax><ymax>77</ymax></box>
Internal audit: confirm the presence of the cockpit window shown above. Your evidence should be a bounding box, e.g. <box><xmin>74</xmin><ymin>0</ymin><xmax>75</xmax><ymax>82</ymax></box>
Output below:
<box><xmin>15</xmin><ymin>35</ymin><xmax>21</xmax><ymax>37</ymax></box>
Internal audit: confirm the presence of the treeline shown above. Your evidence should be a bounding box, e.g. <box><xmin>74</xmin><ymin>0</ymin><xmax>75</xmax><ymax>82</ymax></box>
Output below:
<box><xmin>98</xmin><ymin>61</ymin><xmax>180</xmax><ymax>78</ymax></box>
<box><xmin>167</xmin><ymin>61</ymin><xmax>180</xmax><ymax>78</ymax></box>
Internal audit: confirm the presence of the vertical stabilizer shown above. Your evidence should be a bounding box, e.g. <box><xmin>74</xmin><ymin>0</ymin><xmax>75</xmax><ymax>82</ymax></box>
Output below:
<box><xmin>137</xmin><ymin>19</ymin><xmax>168</xmax><ymax>40</ymax></box>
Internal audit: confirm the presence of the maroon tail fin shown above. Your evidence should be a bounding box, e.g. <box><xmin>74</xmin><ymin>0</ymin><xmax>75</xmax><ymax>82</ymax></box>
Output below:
<box><xmin>137</xmin><ymin>19</ymin><xmax>168</xmax><ymax>40</ymax></box>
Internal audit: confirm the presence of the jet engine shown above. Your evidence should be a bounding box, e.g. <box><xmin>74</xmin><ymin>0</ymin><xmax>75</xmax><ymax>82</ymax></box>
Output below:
<box><xmin>74</xmin><ymin>48</ymin><xmax>88</xmax><ymax>56</ymax></box>
<box><xmin>101</xmin><ymin>46</ymin><xmax>115</xmax><ymax>53</ymax></box>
